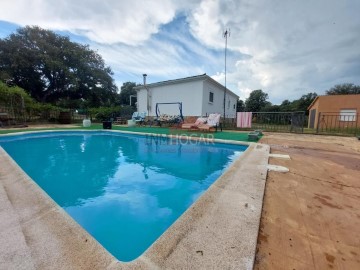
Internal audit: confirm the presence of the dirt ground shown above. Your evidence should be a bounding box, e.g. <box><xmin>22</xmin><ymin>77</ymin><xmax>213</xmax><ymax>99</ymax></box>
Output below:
<box><xmin>255</xmin><ymin>133</ymin><xmax>360</xmax><ymax>270</ymax></box>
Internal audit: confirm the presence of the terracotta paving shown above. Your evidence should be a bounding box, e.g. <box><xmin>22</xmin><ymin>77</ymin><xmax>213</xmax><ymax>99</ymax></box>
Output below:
<box><xmin>255</xmin><ymin>133</ymin><xmax>360</xmax><ymax>270</ymax></box>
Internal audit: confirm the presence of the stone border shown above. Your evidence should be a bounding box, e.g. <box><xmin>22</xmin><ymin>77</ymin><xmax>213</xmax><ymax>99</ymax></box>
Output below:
<box><xmin>0</xmin><ymin>130</ymin><xmax>269</xmax><ymax>269</ymax></box>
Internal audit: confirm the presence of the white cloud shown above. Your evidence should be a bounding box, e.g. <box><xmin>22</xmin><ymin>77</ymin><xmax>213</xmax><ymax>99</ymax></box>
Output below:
<box><xmin>1</xmin><ymin>0</ymin><xmax>360</xmax><ymax>103</ymax></box>
<box><xmin>188</xmin><ymin>0</ymin><xmax>360</xmax><ymax>103</ymax></box>
<box><xmin>0</xmin><ymin>0</ymin><xmax>178</xmax><ymax>45</ymax></box>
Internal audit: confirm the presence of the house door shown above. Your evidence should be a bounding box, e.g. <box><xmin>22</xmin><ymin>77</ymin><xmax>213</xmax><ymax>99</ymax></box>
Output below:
<box><xmin>309</xmin><ymin>109</ymin><xmax>316</xmax><ymax>128</ymax></box>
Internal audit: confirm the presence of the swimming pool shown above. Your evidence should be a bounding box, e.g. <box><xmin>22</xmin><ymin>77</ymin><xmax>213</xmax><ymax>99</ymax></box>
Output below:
<box><xmin>0</xmin><ymin>131</ymin><xmax>247</xmax><ymax>262</ymax></box>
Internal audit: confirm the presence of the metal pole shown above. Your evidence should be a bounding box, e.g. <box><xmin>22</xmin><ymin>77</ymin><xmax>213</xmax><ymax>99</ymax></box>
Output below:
<box><xmin>143</xmin><ymin>74</ymin><xmax>149</xmax><ymax>116</ymax></box>
<box><xmin>223</xmin><ymin>29</ymin><xmax>230</xmax><ymax>121</ymax></box>
<box><xmin>316</xmin><ymin>112</ymin><xmax>321</xmax><ymax>134</ymax></box>
<box><xmin>355</xmin><ymin>114</ymin><xmax>358</xmax><ymax>136</ymax></box>
<box><xmin>129</xmin><ymin>95</ymin><xmax>136</xmax><ymax>106</ymax></box>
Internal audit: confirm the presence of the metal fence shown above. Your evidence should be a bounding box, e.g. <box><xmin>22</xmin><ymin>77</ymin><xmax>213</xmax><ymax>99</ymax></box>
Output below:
<box><xmin>222</xmin><ymin>111</ymin><xmax>306</xmax><ymax>133</ymax></box>
<box><xmin>316</xmin><ymin>112</ymin><xmax>360</xmax><ymax>136</ymax></box>
<box><xmin>229</xmin><ymin>111</ymin><xmax>359</xmax><ymax>136</ymax></box>
<box><xmin>251</xmin><ymin>112</ymin><xmax>306</xmax><ymax>133</ymax></box>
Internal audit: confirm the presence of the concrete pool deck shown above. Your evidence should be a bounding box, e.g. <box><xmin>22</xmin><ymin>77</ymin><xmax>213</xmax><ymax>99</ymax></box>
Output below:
<box><xmin>0</xmin><ymin>130</ymin><xmax>269</xmax><ymax>269</ymax></box>
<box><xmin>255</xmin><ymin>133</ymin><xmax>360</xmax><ymax>269</ymax></box>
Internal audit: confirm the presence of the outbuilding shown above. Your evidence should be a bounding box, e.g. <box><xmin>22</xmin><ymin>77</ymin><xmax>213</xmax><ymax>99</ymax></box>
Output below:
<box><xmin>307</xmin><ymin>94</ymin><xmax>360</xmax><ymax>129</ymax></box>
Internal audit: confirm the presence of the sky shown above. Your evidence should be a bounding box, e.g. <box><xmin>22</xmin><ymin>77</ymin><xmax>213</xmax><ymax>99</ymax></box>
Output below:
<box><xmin>0</xmin><ymin>0</ymin><xmax>359</xmax><ymax>104</ymax></box>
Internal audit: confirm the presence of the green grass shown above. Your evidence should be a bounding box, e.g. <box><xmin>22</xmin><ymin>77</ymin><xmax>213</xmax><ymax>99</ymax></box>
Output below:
<box><xmin>0</xmin><ymin>124</ymin><xmax>259</xmax><ymax>142</ymax></box>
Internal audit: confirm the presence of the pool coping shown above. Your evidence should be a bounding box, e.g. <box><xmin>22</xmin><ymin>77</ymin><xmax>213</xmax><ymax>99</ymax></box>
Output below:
<box><xmin>0</xmin><ymin>129</ymin><xmax>269</xmax><ymax>269</ymax></box>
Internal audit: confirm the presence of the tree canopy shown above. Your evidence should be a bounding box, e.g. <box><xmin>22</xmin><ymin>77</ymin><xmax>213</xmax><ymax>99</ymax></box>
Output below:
<box><xmin>325</xmin><ymin>83</ymin><xmax>360</xmax><ymax>95</ymax></box>
<box><xmin>241</xmin><ymin>90</ymin><xmax>317</xmax><ymax>113</ymax></box>
<box><xmin>245</xmin><ymin>89</ymin><xmax>269</xmax><ymax>112</ymax></box>
<box><xmin>0</xmin><ymin>26</ymin><xmax>118</xmax><ymax>107</ymax></box>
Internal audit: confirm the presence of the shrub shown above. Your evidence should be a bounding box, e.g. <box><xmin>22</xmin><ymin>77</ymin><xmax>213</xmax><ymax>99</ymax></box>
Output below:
<box><xmin>89</xmin><ymin>106</ymin><xmax>135</xmax><ymax>122</ymax></box>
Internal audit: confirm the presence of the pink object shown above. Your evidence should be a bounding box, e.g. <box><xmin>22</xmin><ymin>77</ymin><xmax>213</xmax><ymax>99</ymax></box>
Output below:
<box><xmin>194</xmin><ymin>117</ymin><xmax>207</xmax><ymax>125</ymax></box>
<box><xmin>237</xmin><ymin>112</ymin><xmax>252</xmax><ymax>128</ymax></box>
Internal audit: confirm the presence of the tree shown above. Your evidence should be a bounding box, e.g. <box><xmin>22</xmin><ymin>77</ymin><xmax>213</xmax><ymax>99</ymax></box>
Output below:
<box><xmin>119</xmin><ymin>82</ymin><xmax>137</xmax><ymax>106</ymax></box>
<box><xmin>261</xmin><ymin>102</ymin><xmax>280</xmax><ymax>112</ymax></box>
<box><xmin>0</xmin><ymin>26</ymin><xmax>118</xmax><ymax>107</ymax></box>
<box><xmin>325</xmin><ymin>83</ymin><xmax>360</xmax><ymax>95</ymax></box>
<box><xmin>236</xmin><ymin>99</ymin><xmax>245</xmax><ymax>112</ymax></box>
<box><xmin>245</xmin><ymin>89</ymin><xmax>269</xmax><ymax>112</ymax></box>
<box><xmin>294</xmin><ymin>92</ymin><xmax>318</xmax><ymax>111</ymax></box>
<box><xmin>279</xmin><ymin>99</ymin><xmax>292</xmax><ymax>111</ymax></box>
<box><xmin>278</xmin><ymin>92</ymin><xmax>317</xmax><ymax>112</ymax></box>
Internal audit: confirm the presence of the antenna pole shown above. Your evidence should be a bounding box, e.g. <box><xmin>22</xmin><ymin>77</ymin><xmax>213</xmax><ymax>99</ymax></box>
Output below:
<box><xmin>223</xmin><ymin>29</ymin><xmax>230</xmax><ymax>121</ymax></box>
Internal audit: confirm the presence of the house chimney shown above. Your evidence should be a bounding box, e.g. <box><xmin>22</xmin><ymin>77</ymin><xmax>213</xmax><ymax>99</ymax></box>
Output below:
<box><xmin>143</xmin><ymin>74</ymin><xmax>147</xmax><ymax>85</ymax></box>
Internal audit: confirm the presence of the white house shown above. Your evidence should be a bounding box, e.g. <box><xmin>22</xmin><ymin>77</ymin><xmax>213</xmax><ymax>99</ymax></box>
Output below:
<box><xmin>134</xmin><ymin>74</ymin><xmax>238</xmax><ymax>118</ymax></box>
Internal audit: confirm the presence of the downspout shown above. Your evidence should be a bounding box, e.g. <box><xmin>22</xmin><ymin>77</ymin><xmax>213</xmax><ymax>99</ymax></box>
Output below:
<box><xmin>143</xmin><ymin>74</ymin><xmax>150</xmax><ymax>116</ymax></box>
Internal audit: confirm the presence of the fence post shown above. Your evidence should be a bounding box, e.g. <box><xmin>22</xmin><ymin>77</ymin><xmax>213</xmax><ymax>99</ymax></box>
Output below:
<box><xmin>301</xmin><ymin>112</ymin><xmax>305</xmax><ymax>133</ymax></box>
<box><xmin>316</xmin><ymin>112</ymin><xmax>321</xmax><ymax>134</ymax></box>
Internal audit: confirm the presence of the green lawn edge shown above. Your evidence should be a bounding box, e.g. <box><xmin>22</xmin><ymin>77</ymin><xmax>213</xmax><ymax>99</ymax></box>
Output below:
<box><xmin>0</xmin><ymin>124</ymin><xmax>260</xmax><ymax>142</ymax></box>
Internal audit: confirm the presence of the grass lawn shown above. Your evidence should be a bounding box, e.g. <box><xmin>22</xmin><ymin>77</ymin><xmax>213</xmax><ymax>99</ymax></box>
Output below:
<box><xmin>0</xmin><ymin>124</ymin><xmax>260</xmax><ymax>142</ymax></box>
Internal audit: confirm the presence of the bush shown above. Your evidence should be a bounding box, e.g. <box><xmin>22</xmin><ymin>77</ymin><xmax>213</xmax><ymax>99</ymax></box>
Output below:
<box><xmin>89</xmin><ymin>106</ymin><xmax>121</xmax><ymax>122</ymax></box>
<box><xmin>89</xmin><ymin>106</ymin><xmax>135</xmax><ymax>122</ymax></box>
<box><xmin>0</xmin><ymin>81</ymin><xmax>34</xmax><ymax>106</ymax></box>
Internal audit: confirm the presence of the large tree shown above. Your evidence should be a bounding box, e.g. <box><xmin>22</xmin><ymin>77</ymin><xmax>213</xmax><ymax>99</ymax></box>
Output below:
<box><xmin>0</xmin><ymin>26</ymin><xmax>118</xmax><ymax>107</ymax></box>
<box><xmin>236</xmin><ymin>99</ymin><xmax>245</xmax><ymax>112</ymax></box>
<box><xmin>245</xmin><ymin>89</ymin><xmax>269</xmax><ymax>112</ymax></box>
<box><xmin>325</xmin><ymin>83</ymin><xmax>360</xmax><ymax>95</ymax></box>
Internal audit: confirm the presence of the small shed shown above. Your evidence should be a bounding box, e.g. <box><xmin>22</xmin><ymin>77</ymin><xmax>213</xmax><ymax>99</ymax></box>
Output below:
<box><xmin>307</xmin><ymin>95</ymin><xmax>360</xmax><ymax>129</ymax></box>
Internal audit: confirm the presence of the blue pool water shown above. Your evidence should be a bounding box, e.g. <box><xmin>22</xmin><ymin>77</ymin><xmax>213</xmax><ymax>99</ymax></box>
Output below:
<box><xmin>0</xmin><ymin>131</ymin><xmax>247</xmax><ymax>261</ymax></box>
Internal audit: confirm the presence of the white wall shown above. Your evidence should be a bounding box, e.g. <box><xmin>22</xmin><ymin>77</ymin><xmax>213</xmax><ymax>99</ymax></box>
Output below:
<box><xmin>137</xmin><ymin>80</ymin><xmax>204</xmax><ymax>117</ymax></box>
<box><xmin>202</xmin><ymin>80</ymin><xmax>237</xmax><ymax>118</ymax></box>
<box><xmin>136</xmin><ymin>89</ymin><xmax>148</xmax><ymax>114</ymax></box>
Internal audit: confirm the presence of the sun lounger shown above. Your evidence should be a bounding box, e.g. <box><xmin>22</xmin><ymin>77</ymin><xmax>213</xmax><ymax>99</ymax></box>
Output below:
<box><xmin>181</xmin><ymin>117</ymin><xmax>207</xmax><ymax>129</ymax></box>
<box><xmin>197</xmin><ymin>113</ymin><xmax>222</xmax><ymax>132</ymax></box>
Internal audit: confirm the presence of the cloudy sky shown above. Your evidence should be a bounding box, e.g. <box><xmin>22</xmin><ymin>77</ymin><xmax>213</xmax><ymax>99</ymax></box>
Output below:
<box><xmin>0</xmin><ymin>0</ymin><xmax>359</xmax><ymax>104</ymax></box>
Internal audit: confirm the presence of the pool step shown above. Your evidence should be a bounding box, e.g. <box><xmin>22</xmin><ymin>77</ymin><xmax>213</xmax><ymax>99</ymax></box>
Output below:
<box><xmin>267</xmin><ymin>164</ymin><xmax>289</xmax><ymax>173</ymax></box>
<box><xmin>269</xmin><ymin>153</ymin><xmax>291</xmax><ymax>160</ymax></box>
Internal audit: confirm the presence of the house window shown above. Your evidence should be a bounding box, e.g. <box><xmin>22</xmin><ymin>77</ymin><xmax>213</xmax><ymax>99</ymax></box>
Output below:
<box><xmin>339</xmin><ymin>109</ymin><xmax>357</xmax><ymax>122</ymax></box>
<box><xmin>228</xmin><ymin>100</ymin><xmax>230</xmax><ymax>109</ymax></box>
<box><xmin>233</xmin><ymin>104</ymin><xmax>236</xmax><ymax>109</ymax></box>
<box><xmin>209</xmin><ymin>92</ymin><xmax>214</xmax><ymax>103</ymax></box>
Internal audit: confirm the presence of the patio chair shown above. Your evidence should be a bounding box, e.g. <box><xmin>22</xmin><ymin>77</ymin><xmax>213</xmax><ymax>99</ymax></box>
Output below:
<box><xmin>134</xmin><ymin>112</ymin><xmax>147</xmax><ymax>125</ymax></box>
<box><xmin>131</xmin><ymin>112</ymin><xmax>140</xmax><ymax>121</ymax></box>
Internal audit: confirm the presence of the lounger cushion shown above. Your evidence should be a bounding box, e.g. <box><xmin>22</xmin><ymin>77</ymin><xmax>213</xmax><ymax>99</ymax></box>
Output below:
<box><xmin>194</xmin><ymin>117</ymin><xmax>207</xmax><ymax>125</ymax></box>
<box><xmin>207</xmin><ymin>114</ymin><xmax>221</xmax><ymax>127</ymax></box>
